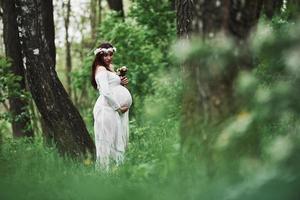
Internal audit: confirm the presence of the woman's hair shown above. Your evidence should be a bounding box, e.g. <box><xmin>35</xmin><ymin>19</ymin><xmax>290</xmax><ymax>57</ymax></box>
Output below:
<box><xmin>91</xmin><ymin>42</ymin><xmax>114</xmax><ymax>90</ymax></box>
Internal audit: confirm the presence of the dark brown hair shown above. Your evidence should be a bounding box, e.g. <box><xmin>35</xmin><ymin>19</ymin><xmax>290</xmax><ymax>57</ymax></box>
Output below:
<box><xmin>91</xmin><ymin>42</ymin><xmax>114</xmax><ymax>90</ymax></box>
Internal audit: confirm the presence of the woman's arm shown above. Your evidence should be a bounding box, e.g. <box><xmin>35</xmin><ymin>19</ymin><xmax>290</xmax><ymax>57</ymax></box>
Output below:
<box><xmin>95</xmin><ymin>66</ymin><xmax>120</xmax><ymax>111</ymax></box>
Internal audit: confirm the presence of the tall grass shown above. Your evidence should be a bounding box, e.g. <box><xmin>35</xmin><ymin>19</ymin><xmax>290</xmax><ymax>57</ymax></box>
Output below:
<box><xmin>1</xmin><ymin>66</ymin><xmax>299</xmax><ymax>200</ymax></box>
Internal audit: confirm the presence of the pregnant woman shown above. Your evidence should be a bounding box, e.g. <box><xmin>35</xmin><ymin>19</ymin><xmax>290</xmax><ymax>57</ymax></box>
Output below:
<box><xmin>91</xmin><ymin>42</ymin><xmax>132</xmax><ymax>170</ymax></box>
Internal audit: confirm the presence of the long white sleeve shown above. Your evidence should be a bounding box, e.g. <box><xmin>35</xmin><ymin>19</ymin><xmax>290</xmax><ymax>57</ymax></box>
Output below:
<box><xmin>95</xmin><ymin>70</ymin><xmax>120</xmax><ymax>110</ymax></box>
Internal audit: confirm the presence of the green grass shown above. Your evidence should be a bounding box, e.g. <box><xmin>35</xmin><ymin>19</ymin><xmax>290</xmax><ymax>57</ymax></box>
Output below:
<box><xmin>0</xmin><ymin>117</ymin><xmax>181</xmax><ymax>200</ymax></box>
<box><xmin>1</xmin><ymin>71</ymin><xmax>300</xmax><ymax>199</ymax></box>
<box><xmin>1</xmin><ymin>116</ymin><xmax>299</xmax><ymax>200</ymax></box>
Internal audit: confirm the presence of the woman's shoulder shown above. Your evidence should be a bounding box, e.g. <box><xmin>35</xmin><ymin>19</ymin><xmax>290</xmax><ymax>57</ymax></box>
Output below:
<box><xmin>95</xmin><ymin>66</ymin><xmax>108</xmax><ymax>76</ymax></box>
<box><xmin>95</xmin><ymin>66</ymin><xmax>108</xmax><ymax>79</ymax></box>
<box><xmin>96</xmin><ymin>65</ymin><xmax>107</xmax><ymax>71</ymax></box>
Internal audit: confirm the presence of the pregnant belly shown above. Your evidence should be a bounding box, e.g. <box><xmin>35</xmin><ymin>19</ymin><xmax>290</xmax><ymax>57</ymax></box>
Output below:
<box><xmin>112</xmin><ymin>85</ymin><xmax>132</xmax><ymax>108</ymax></box>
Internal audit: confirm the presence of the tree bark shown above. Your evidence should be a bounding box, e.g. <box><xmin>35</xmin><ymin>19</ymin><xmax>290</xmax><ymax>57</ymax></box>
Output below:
<box><xmin>229</xmin><ymin>0</ymin><xmax>263</xmax><ymax>40</ymax></box>
<box><xmin>177</xmin><ymin>0</ymin><xmax>263</xmax><ymax>40</ymax></box>
<box><xmin>63</xmin><ymin>0</ymin><xmax>72</xmax><ymax>97</ymax></box>
<box><xmin>176</xmin><ymin>0</ymin><xmax>193</xmax><ymax>38</ymax></box>
<box><xmin>177</xmin><ymin>0</ymin><xmax>263</xmax><ymax>123</ymax></box>
<box><xmin>14</xmin><ymin>0</ymin><xmax>95</xmax><ymax>157</ymax></box>
<box><xmin>263</xmin><ymin>0</ymin><xmax>283</xmax><ymax>19</ymax></box>
<box><xmin>37</xmin><ymin>0</ymin><xmax>56</xmax><ymax>140</ymax></box>
<box><xmin>107</xmin><ymin>0</ymin><xmax>124</xmax><ymax>18</ymax></box>
<box><xmin>41</xmin><ymin>0</ymin><xmax>56</xmax><ymax>66</ymax></box>
<box><xmin>2</xmin><ymin>0</ymin><xmax>34</xmax><ymax>138</ymax></box>
<box><xmin>177</xmin><ymin>0</ymin><xmax>263</xmax><ymax>149</ymax></box>
<box><xmin>171</xmin><ymin>0</ymin><xmax>176</xmax><ymax>11</ymax></box>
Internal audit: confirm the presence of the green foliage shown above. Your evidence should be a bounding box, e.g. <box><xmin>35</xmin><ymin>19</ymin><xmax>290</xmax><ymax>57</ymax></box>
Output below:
<box><xmin>0</xmin><ymin>57</ymin><xmax>32</xmax><ymax>135</ymax></box>
<box><xmin>0</xmin><ymin>48</ymin><xmax>185</xmax><ymax>199</ymax></box>
<box><xmin>98</xmin><ymin>0</ymin><xmax>176</xmax><ymax>101</ymax></box>
<box><xmin>0</xmin><ymin>116</ymin><xmax>181</xmax><ymax>199</ymax></box>
<box><xmin>71</xmin><ymin>1</ymin><xmax>176</xmax><ymax>127</ymax></box>
<box><xmin>171</xmin><ymin>16</ymin><xmax>300</xmax><ymax>197</ymax></box>
<box><xmin>229</xmin><ymin>18</ymin><xmax>300</xmax><ymax>160</ymax></box>
<box><xmin>110</xmin><ymin>68</ymin><xmax>183</xmax><ymax>181</ymax></box>
<box><xmin>0</xmin><ymin>58</ymin><xmax>21</xmax><ymax>108</ymax></box>
<box><xmin>129</xmin><ymin>0</ymin><xmax>176</xmax><ymax>47</ymax></box>
<box><xmin>174</xmin><ymin>17</ymin><xmax>300</xmax><ymax>159</ymax></box>
<box><xmin>2</xmin><ymin>2</ymin><xmax>300</xmax><ymax>200</ymax></box>
<box><xmin>99</xmin><ymin>15</ymin><xmax>162</xmax><ymax>97</ymax></box>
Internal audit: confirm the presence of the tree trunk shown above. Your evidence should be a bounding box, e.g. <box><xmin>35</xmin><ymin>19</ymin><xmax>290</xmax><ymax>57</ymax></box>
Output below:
<box><xmin>171</xmin><ymin>0</ymin><xmax>176</xmax><ymax>11</ymax></box>
<box><xmin>98</xmin><ymin>0</ymin><xmax>102</xmax><ymax>25</ymax></box>
<box><xmin>178</xmin><ymin>0</ymin><xmax>240</xmax><ymax>121</ymax></box>
<box><xmin>177</xmin><ymin>0</ymin><xmax>263</xmax><ymax>120</ymax></box>
<box><xmin>176</xmin><ymin>0</ymin><xmax>193</xmax><ymax>38</ymax></box>
<box><xmin>107</xmin><ymin>0</ymin><xmax>124</xmax><ymax>18</ymax></box>
<box><xmin>63</xmin><ymin>0</ymin><xmax>72</xmax><ymax>97</ymax></box>
<box><xmin>2</xmin><ymin>0</ymin><xmax>34</xmax><ymax>138</ymax></box>
<box><xmin>37</xmin><ymin>0</ymin><xmax>57</xmax><ymax>140</ymax></box>
<box><xmin>177</xmin><ymin>0</ymin><xmax>264</xmax><ymax>164</ymax></box>
<box><xmin>14</xmin><ymin>0</ymin><xmax>95</xmax><ymax>157</ymax></box>
<box><xmin>229</xmin><ymin>0</ymin><xmax>263</xmax><ymax>40</ymax></box>
<box><xmin>0</xmin><ymin>7</ymin><xmax>5</xmax><ymax>55</ymax></box>
<box><xmin>90</xmin><ymin>0</ymin><xmax>97</xmax><ymax>41</ymax></box>
<box><xmin>263</xmin><ymin>0</ymin><xmax>283</xmax><ymax>19</ymax></box>
<box><xmin>177</xmin><ymin>0</ymin><xmax>263</xmax><ymax>40</ymax></box>
<box><xmin>41</xmin><ymin>0</ymin><xmax>56</xmax><ymax>66</ymax></box>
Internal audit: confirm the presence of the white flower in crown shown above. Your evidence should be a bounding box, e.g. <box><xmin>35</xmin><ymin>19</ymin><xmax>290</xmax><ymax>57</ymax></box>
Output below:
<box><xmin>94</xmin><ymin>47</ymin><xmax>117</xmax><ymax>55</ymax></box>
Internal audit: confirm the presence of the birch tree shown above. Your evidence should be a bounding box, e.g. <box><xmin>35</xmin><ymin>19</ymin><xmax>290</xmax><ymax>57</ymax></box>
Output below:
<box><xmin>14</xmin><ymin>0</ymin><xmax>95</xmax><ymax>157</ymax></box>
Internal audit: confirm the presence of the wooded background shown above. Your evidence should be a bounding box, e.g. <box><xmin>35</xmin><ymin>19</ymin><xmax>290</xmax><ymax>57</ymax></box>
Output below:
<box><xmin>0</xmin><ymin>0</ymin><xmax>300</xmax><ymax>199</ymax></box>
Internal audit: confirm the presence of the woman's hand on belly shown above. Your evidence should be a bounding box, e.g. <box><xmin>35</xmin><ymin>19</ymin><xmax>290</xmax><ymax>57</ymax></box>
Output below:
<box><xmin>117</xmin><ymin>106</ymin><xmax>129</xmax><ymax>114</ymax></box>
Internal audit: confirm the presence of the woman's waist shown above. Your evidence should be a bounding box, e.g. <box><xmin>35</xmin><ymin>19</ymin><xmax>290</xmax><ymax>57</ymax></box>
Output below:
<box><xmin>95</xmin><ymin>96</ymin><xmax>111</xmax><ymax>106</ymax></box>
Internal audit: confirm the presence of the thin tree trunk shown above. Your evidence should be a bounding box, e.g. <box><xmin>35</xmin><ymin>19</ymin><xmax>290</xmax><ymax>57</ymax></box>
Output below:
<box><xmin>171</xmin><ymin>0</ymin><xmax>176</xmax><ymax>11</ymax></box>
<box><xmin>90</xmin><ymin>0</ymin><xmax>97</xmax><ymax>41</ymax></box>
<box><xmin>107</xmin><ymin>0</ymin><xmax>124</xmax><ymax>18</ymax></box>
<box><xmin>15</xmin><ymin>0</ymin><xmax>95</xmax><ymax>157</ymax></box>
<box><xmin>0</xmin><ymin>7</ymin><xmax>5</xmax><ymax>55</ymax></box>
<box><xmin>63</xmin><ymin>0</ymin><xmax>72</xmax><ymax>97</ymax></box>
<box><xmin>98</xmin><ymin>0</ymin><xmax>102</xmax><ymax>25</ymax></box>
<box><xmin>2</xmin><ymin>0</ymin><xmax>34</xmax><ymax>138</ymax></box>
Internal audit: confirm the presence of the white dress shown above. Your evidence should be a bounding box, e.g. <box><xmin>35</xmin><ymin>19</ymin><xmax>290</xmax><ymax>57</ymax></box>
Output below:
<box><xmin>93</xmin><ymin>67</ymin><xmax>132</xmax><ymax>169</ymax></box>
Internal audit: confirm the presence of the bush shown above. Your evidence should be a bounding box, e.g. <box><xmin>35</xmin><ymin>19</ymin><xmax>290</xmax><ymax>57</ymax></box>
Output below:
<box><xmin>0</xmin><ymin>57</ymin><xmax>32</xmax><ymax>137</ymax></box>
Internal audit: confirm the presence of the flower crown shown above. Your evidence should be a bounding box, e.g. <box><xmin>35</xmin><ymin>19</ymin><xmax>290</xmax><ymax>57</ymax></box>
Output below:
<box><xmin>94</xmin><ymin>47</ymin><xmax>117</xmax><ymax>55</ymax></box>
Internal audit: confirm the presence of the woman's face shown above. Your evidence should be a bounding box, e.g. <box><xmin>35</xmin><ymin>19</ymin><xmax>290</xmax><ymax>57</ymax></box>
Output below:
<box><xmin>102</xmin><ymin>52</ymin><xmax>113</xmax><ymax>66</ymax></box>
